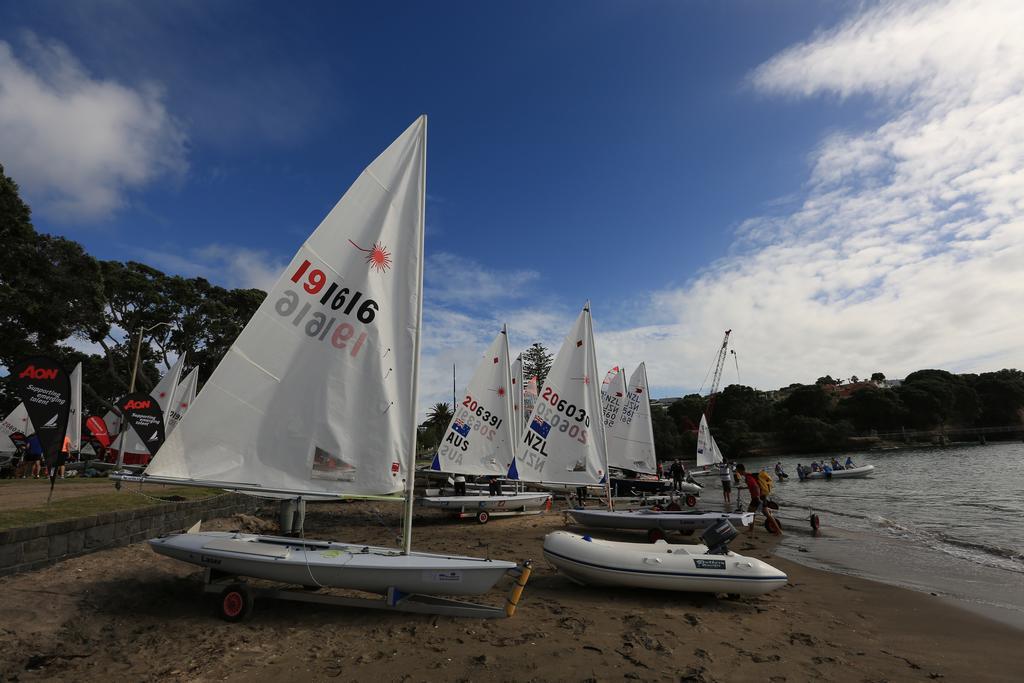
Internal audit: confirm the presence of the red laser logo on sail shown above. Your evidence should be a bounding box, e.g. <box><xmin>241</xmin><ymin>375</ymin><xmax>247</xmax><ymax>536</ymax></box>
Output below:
<box><xmin>349</xmin><ymin>239</ymin><xmax>392</xmax><ymax>273</ymax></box>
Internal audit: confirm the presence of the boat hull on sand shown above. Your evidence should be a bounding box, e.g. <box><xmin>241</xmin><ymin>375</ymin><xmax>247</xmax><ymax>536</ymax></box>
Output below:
<box><xmin>543</xmin><ymin>531</ymin><xmax>787</xmax><ymax>595</ymax></box>
<box><xmin>149</xmin><ymin>531</ymin><xmax>516</xmax><ymax>596</ymax></box>
<box><xmin>803</xmin><ymin>464</ymin><xmax>875</xmax><ymax>480</ymax></box>
<box><xmin>419</xmin><ymin>493</ymin><xmax>551</xmax><ymax>511</ymax></box>
<box><xmin>567</xmin><ymin>508</ymin><xmax>752</xmax><ymax>532</ymax></box>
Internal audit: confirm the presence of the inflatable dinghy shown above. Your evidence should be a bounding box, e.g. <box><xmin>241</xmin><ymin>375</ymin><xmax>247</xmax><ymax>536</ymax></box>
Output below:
<box><xmin>543</xmin><ymin>522</ymin><xmax>787</xmax><ymax>595</ymax></box>
<box><xmin>802</xmin><ymin>464</ymin><xmax>875</xmax><ymax>480</ymax></box>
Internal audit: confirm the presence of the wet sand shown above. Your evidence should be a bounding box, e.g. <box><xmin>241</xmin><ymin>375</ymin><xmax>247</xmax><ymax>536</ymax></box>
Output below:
<box><xmin>0</xmin><ymin>501</ymin><xmax>1019</xmax><ymax>682</ymax></box>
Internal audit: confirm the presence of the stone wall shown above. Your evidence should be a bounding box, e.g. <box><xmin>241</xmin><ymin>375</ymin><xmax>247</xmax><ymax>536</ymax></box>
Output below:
<box><xmin>0</xmin><ymin>493</ymin><xmax>261</xmax><ymax>577</ymax></box>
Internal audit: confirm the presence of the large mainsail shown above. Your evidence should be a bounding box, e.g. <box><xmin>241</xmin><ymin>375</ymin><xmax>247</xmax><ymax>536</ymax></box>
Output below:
<box><xmin>606</xmin><ymin>363</ymin><xmax>657</xmax><ymax>474</ymax></box>
<box><xmin>145</xmin><ymin>116</ymin><xmax>427</xmax><ymax>497</ymax></box>
<box><xmin>696</xmin><ymin>413</ymin><xmax>723</xmax><ymax>468</ymax></box>
<box><xmin>432</xmin><ymin>329</ymin><xmax>515</xmax><ymax>476</ymax></box>
<box><xmin>508</xmin><ymin>305</ymin><xmax>607</xmax><ymax>485</ymax></box>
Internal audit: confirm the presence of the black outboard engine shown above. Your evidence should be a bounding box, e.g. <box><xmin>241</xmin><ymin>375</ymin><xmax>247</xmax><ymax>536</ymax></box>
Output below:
<box><xmin>701</xmin><ymin>519</ymin><xmax>738</xmax><ymax>555</ymax></box>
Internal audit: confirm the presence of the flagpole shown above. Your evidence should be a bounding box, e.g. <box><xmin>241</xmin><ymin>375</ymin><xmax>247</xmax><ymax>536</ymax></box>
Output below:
<box><xmin>401</xmin><ymin>115</ymin><xmax>427</xmax><ymax>555</ymax></box>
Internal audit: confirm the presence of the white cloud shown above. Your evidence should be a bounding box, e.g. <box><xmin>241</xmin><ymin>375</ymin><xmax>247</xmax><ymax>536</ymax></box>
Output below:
<box><xmin>604</xmin><ymin>0</ymin><xmax>1024</xmax><ymax>394</ymax></box>
<box><xmin>136</xmin><ymin>244</ymin><xmax>287</xmax><ymax>291</ymax></box>
<box><xmin>0</xmin><ymin>34</ymin><xmax>186</xmax><ymax>222</ymax></box>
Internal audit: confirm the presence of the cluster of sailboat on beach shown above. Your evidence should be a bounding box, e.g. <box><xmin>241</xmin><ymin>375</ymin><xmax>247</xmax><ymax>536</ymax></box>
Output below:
<box><xmin>105</xmin><ymin>117</ymin><xmax>788</xmax><ymax>620</ymax></box>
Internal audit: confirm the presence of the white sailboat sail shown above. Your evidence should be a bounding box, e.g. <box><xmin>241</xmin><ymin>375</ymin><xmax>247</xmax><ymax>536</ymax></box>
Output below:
<box><xmin>431</xmin><ymin>329</ymin><xmax>515</xmax><ymax>476</ymax></box>
<box><xmin>155</xmin><ymin>353</ymin><xmax>186</xmax><ymax>426</ymax></box>
<box><xmin>696</xmin><ymin>414</ymin><xmax>723</xmax><ymax>468</ymax></box>
<box><xmin>522</xmin><ymin>374</ymin><xmax>538</xmax><ymax>426</ymax></box>
<box><xmin>508</xmin><ymin>305</ymin><xmax>607</xmax><ymax>486</ymax></box>
<box><xmin>601</xmin><ymin>366</ymin><xmax>627</xmax><ymax>434</ymax></box>
<box><xmin>65</xmin><ymin>363</ymin><xmax>82</xmax><ymax>452</ymax></box>
<box><xmin>600</xmin><ymin>365</ymin><xmax>620</xmax><ymax>394</ymax></box>
<box><xmin>1</xmin><ymin>403</ymin><xmax>31</xmax><ymax>451</ymax></box>
<box><xmin>510</xmin><ymin>353</ymin><xmax>524</xmax><ymax>446</ymax></box>
<box><xmin>166</xmin><ymin>367</ymin><xmax>199</xmax><ymax>435</ymax></box>
<box><xmin>145</xmin><ymin>116</ymin><xmax>427</xmax><ymax>497</ymax></box>
<box><xmin>107</xmin><ymin>354</ymin><xmax>187</xmax><ymax>456</ymax></box>
<box><xmin>607</xmin><ymin>363</ymin><xmax>657</xmax><ymax>474</ymax></box>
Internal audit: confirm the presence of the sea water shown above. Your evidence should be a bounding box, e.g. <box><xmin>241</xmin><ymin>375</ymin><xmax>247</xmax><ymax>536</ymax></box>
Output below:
<box><xmin>734</xmin><ymin>442</ymin><xmax>1024</xmax><ymax>629</ymax></box>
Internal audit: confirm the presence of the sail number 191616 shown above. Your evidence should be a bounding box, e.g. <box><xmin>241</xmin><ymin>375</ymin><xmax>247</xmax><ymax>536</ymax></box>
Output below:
<box><xmin>274</xmin><ymin>258</ymin><xmax>380</xmax><ymax>358</ymax></box>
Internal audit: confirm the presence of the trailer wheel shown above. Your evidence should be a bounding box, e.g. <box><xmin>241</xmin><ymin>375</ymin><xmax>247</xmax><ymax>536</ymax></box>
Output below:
<box><xmin>219</xmin><ymin>583</ymin><xmax>253</xmax><ymax>622</ymax></box>
<box><xmin>647</xmin><ymin>529</ymin><xmax>666</xmax><ymax>543</ymax></box>
<box><xmin>476</xmin><ymin>510</ymin><xmax>490</xmax><ymax>524</ymax></box>
<box><xmin>685</xmin><ymin>495</ymin><xmax>697</xmax><ymax>508</ymax></box>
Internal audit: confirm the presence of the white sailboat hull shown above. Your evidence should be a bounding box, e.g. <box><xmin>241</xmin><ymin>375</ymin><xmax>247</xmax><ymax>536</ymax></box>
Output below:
<box><xmin>803</xmin><ymin>464</ymin><xmax>875</xmax><ymax>480</ymax></box>
<box><xmin>543</xmin><ymin>531</ymin><xmax>787</xmax><ymax>595</ymax></box>
<box><xmin>567</xmin><ymin>508</ymin><xmax>753</xmax><ymax>532</ymax></box>
<box><xmin>149</xmin><ymin>531</ymin><xmax>517</xmax><ymax>596</ymax></box>
<box><xmin>419</xmin><ymin>493</ymin><xmax>551</xmax><ymax>511</ymax></box>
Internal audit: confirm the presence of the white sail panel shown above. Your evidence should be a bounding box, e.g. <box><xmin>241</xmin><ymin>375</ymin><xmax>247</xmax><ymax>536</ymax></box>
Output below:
<box><xmin>607</xmin><ymin>363</ymin><xmax>657</xmax><ymax>474</ymax></box>
<box><xmin>600</xmin><ymin>365</ymin><xmax>620</xmax><ymax>394</ymax></box>
<box><xmin>523</xmin><ymin>374</ymin><xmax>538</xmax><ymax>426</ymax></box>
<box><xmin>1</xmin><ymin>403</ymin><xmax>31</xmax><ymax>451</ymax></box>
<box><xmin>146</xmin><ymin>116</ymin><xmax>426</xmax><ymax>496</ymax></box>
<box><xmin>600</xmin><ymin>366</ymin><xmax>626</xmax><ymax>432</ymax></box>
<box><xmin>696</xmin><ymin>414</ymin><xmax>723</xmax><ymax>467</ymax></box>
<box><xmin>166</xmin><ymin>367</ymin><xmax>199</xmax><ymax>435</ymax></box>
<box><xmin>154</xmin><ymin>354</ymin><xmax>187</xmax><ymax>424</ymax></box>
<box><xmin>432</xmin><ymin>330</ymin><xmax>515</xmax><ymax>476</ymax></box>
<box><xmin>66</xmin><ymin>363</ymin><xmax>82</xmax><ymax>452</ymax></box>
<box><xmin>509</xmin><ymin>306</ymin><xmax>607</xmax><ymax>485</ymax></box>
<box><xmin>510</xmin><ymin>354</ymin><xmax>524</xmax><ymax>445</ymax></box>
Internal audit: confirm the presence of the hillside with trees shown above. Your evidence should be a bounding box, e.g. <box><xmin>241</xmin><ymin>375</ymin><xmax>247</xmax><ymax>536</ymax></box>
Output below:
<box><xmin>653</xmin><ymin>371</ymin><xmax>1024</xmax><ymax>461</ymax></box>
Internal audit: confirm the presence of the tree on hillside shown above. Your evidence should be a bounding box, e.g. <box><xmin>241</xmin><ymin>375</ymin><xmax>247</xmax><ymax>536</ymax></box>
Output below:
<box><xmin>815</xmin><ymin>375</ymin><xmax>837</xmax><ymax>386</ymax></box>
<box><xmin>973</xmin><ymin>370</ymin><xmax>1024</xmax><ymax>426</ymax></box>
<box><xmin>667</xmin><ymin>395</ymin><xmax>705</xmax><ymax>433</ymax></box>
<box><xmin>782</xmin><ymin>384</ymin><xmax>832</xmax><ymax>419</ymax></box>
<box><xmin>837</xmin><ymin>387</ymin><xmax>904</xmax><ymax>432</ymax></box>
<box><xmin>650</xmin><ymin>404</ymin><xmax>684</xmax><ymax>461</ymax></box>
<box><xmin>871</xmin><ymin>372</ymin><xmax>886</xmax><ymax>382</ymax></box>
<box><xmin>521</xmin><ymin>343</ymin><xmax>553</xmax><ymax>388</ymax></box>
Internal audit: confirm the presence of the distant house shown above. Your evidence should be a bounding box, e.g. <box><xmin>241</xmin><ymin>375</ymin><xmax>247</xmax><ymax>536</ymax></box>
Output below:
<box><xmin>650</xmin><ymin>397</ymin><xmax>682</xmax><ymax>409</ymax></box>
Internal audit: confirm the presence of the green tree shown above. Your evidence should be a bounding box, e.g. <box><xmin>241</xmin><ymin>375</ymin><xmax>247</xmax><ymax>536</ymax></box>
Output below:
<box><xmin>521</xmin><ymin>343</ymin><xmax>553</xmax><ymax>388</ymax></box>
<box><xmin>650</xmin><ymin>404</ymin><xmax>684</xmax><ymax>461</ymax></box>
<box><xmin>871</xmin><ymin>372</ymin><xmax>886</xmax><ymax>382</ymax></box>
<box><xmin>972</xmin><ymin>370</ymin><xmax>1024</xmax><ymax>426</ymax></box>
<box><xmin>417</xmin><ymin>402</ymin><xmax>454</xmax><ymax>453</ymax></box>
<box><xmin>837</xmin><ymin>388</ymin><xmax>904</xmax><ymax>432</ymax></box>
<box><xmin>667</xmin><ymin>394</ymin><xmax>705</xmax><ymax>434</ymax></box>
<box><xmin>782</xmin><ymin>384</ymin><xmax>832</xmax><ymax>419</ymax></box>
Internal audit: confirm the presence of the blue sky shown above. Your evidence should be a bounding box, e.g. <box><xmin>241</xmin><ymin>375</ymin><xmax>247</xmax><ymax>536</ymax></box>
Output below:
<box><xmin>3</xmin><ymin>0</ymin><xmax>1023</xmax><ymax>414</ymax></box>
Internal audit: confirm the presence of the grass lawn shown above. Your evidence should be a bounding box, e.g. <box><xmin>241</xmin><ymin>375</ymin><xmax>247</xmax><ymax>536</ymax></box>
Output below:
<box><xmin>0</xmin><ymin>486</ymin><xmax>222</xmax><ymax>531</ymax></box>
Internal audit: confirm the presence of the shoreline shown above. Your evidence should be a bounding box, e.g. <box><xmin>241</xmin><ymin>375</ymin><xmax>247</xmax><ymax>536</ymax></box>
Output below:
<box><xmin>1</xmin><ymin>500</ymin><xmax>1022</xmax><ymax>681</ymax></box>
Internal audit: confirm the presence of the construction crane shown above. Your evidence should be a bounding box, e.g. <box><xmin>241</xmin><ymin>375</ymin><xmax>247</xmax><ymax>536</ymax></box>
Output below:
<box><xmin>704</xmin><ymin>330</ymin><xmax>731</xmax><ymax>422</ymax></box>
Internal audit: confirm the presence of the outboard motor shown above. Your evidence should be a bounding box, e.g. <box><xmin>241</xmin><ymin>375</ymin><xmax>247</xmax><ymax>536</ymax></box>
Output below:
<box><xmin>701</xmin><ymin>519</ymin><xmax>738</xmax><ymax>555</ymax></box>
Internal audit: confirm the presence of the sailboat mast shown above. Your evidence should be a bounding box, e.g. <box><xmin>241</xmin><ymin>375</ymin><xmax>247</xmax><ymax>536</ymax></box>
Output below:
<box><xmin>401</xmin><ymin>114</ymin><xmax>428</xmax><ymax>555</ymax></box>
<box><xmin>584</xmin><ymin>303</ymin><xmax>614</xmax><ymax>511</ymax></box>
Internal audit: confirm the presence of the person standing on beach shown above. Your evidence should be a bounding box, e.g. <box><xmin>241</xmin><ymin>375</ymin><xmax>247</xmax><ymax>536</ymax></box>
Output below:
<box><xmin>735</xmin><ymin>464</ymin><xmax>762</xmax><ymax>535</ymax></box>
<box><xmin>670</xmin><ymin>460</ymin><xmax>684</xmax><ymax>492</ymax></box>
<box><xmin>25</xmin><ymin>434</ymin><xmax>43</xmax><ymax>479</ymax></box>
<box><xmin>718</xmin><ymin>460</ymin><xmax>732</xmax><ymax>507</ymax></box>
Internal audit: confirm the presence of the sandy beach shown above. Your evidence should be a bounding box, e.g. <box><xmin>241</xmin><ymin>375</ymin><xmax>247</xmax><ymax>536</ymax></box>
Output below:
<box><xmin>0</xmin><ymin>498</ymin><xmax>1018</xmax><ymax>682</ymax></box>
